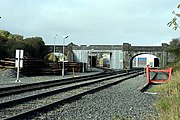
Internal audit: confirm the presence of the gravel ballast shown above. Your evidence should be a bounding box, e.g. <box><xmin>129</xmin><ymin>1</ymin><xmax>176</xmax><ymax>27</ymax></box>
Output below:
<box><xmin>0</xmin><ymin>68</ymin><xmax>102</xmax><ymax>88</ymax></box>
<box><xmin>36</xmin><ymin>75</ymin><xmax>159</xmax><ymax>120</ymax></box>
<box><xmin>0</xmin><ymin>68</ymin><xmax>159</xmax><ymax>120</ymax></box>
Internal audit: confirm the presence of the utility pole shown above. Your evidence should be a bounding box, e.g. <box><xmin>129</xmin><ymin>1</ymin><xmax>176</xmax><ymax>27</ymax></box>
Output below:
<box><xmin>53</xmin><ymin>35</ymin><xmax>57</xmax><ymax>62</ymax></box>
<box><xmin>62</xmin><ymin>35</ymin><xmax>69</xmax><ymax>77</ymax></box>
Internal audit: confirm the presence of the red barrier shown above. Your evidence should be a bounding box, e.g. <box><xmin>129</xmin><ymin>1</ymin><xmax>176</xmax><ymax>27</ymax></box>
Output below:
<box><xmin>146</xmin><ymin>65</ymin><xmax>173</xmax><ymax>83</ymax></box>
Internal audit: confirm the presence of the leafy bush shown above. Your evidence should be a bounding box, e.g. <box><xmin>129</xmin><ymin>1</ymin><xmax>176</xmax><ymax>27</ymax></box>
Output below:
<box><xmin>0</xmin><ymin>30</ymin><xmax>45</xmax><ymax>59</ymax></box>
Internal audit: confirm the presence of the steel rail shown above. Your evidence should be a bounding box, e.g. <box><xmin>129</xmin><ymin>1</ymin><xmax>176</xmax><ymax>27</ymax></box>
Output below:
<box><xmin>0</xmin><ymin>71</ymin><xmax>136</xmax><ymax>109</ymax></box>
<box><xmin>0</xmin><ymin>68</ymin><xmax>141</xmax><ymax>97</ymax></box>
<box><xmin>0</xmin><ymin>72</ymin><xmax>111</xmax><ymax>97</ymax></box>
<box><xmin>140</xmin><ymin>72</ymin><xmax>159</xmax><ymax>92</ymax></box>
<box><xmin>1</xmin><ymin>71</ymin><xmax>143</xmax><ymax>120</ymax></box>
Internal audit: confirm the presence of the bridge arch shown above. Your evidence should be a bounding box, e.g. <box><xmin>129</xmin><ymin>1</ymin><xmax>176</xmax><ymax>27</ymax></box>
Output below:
<box><xmin>123</xmin><ymin>43</ymin><xmax>168</xmax><ymax>69</ymax></box>
<box><xmin>130</xmin><ymin>53</ymin><xmax>159</xmax><ymax>69</ymax></box>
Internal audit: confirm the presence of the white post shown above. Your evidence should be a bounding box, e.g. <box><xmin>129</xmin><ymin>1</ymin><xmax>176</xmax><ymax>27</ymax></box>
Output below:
<box><xmin>91</xmin><ymin>49</ymin><xmax>93</xmax><ymax>71</ymax></box>
<box><xmin>16</xmin><ymin>53</ymin><xmax>20</xmax><ymax>82</ymax></box>
<box><xmin>54</xmin><ymin>35</ymin><xmax>57</xmax><ymax>61</ymax></box>
<box><xmin>62</xmin><ymin>38</ymin><xmax>65</xmax><ymax>77</ymax></box>
<box><xmin>82</xmin><ymin>51</ymin><xmax>85</xmax><ymax>73</ymax></box>
<box><xmin>81</xmin><ymin>49</ymin><xmax>85</xmax><ymax>73</ymax></box>
<box><xmin>62</xmin><ymin>35</ymin><xmax>68</xmax><ymax>77</ymax></box>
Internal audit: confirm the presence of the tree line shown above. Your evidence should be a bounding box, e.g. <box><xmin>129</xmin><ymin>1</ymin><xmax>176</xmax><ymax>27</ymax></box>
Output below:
<box><xmin>0</xmin><ymin>30</ymin><xmax>46</xmax><ymax>59</ymax></box>
<box><xmin>0</xmin><ymin>29</ymin><xmax>180</xmax><ymax>61</ymax></box>
<box><xmin>168</xmin><ymin>3</ymin><xmax>180</xmax><ymax>59</ymax></box>
<box><xmin>168</xmin><ymin>37</ymin><xmax>180</xmax><ymax>59</ymax></box>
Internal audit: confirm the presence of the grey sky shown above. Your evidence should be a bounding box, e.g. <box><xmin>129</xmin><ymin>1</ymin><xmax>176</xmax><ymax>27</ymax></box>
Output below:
<box><xmin>0</xmin><ymin>0</ymin><xmax>179</xmax><ymax>46</ymax></box>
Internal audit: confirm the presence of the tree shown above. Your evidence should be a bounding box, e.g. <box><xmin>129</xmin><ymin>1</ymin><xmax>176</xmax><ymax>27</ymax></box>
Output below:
<box><xmin>24</xmin><ymin>37</ymin><xmax>45</xmax><ymax>58</ymax></box>
<box><xmin>5</xmin><ymin>39</ymin><xmax>27</xmax><ymax>57</ymax></box>
<box><xmin>167</xmin><ymin>38</ymin><xmax>180</xmax><ymax>58</ymax></box>
<box><xmin>0</xmin><ymin>30</ymin><xmax>11</xmax><ymax>37</ymax></box>
<box><xmin>0</xmin><ymin>35</ymin><xmax>8</xmax><ymax>59</ymax></box>
<box><xmin>8</xmin><ymin>34</ymin><xmax>23</xmax><ymax>41</ymax></box>
<box><xmin>168</xmin><ymin>4</ymin><xmax>180</xmax><ymax>30</ymax></box>
<box><xmin>0</xmin><ymin>29</ymin><xmax>46</xmax><ymax>59</ymax></box>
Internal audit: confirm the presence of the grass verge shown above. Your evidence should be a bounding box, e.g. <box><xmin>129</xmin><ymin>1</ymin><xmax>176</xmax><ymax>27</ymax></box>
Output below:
<box><xmin>150</xmin><ymin>60</ymin><xmax>180</xmax><ymax>120</ymax></box>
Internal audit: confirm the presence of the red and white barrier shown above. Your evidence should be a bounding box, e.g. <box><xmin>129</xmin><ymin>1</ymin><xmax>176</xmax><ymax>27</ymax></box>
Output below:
<box><xmin>146</xmin><ymin>65</ymin><xmax>173</xmax><ymax>83</ymax></box>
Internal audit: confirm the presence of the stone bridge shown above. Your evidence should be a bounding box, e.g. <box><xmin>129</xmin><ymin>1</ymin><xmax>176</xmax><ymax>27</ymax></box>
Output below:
<box><xmin>45</xmin><ymin>42</ymin><xmax>169</xmax><ymax>69</ymax></box>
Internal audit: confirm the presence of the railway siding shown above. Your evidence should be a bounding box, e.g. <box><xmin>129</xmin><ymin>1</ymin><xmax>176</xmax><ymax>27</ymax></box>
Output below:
<box><xmin>0</xmin><ymin>71</ymin><xmax>141</xmax><ymax>119</ymax></box>
<box><xmin>0</xmin><ymin>68</ymin><xmax>159</xmax><ymax>120</ymax></box>
<box><xmin>35</xmin><ymin>75</ymin><xmax>158</xmax><ymax>120</ymax></box>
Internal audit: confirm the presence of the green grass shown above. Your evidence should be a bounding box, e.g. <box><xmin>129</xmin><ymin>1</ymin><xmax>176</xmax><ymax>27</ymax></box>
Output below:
<box><xmin>112</xmin><ymin>115</ymin><xmax>131</xmax><ymax>120</ymax></box>
<box><xmin>151</xmin><ymin>60</ymin><xmax>180</xmax><ymax>120</ymax></box>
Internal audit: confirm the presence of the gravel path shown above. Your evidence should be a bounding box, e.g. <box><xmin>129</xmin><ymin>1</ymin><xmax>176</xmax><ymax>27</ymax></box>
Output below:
<box><xmin>36</xmin><ymin>75</ymin><xmax>159</xmax><ymax>120</ymax></box>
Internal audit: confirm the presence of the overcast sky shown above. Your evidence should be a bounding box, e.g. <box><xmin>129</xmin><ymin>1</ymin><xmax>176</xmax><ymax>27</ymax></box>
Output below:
<box><xmin>0</xmin><ymin>0</ymin><xmax>180</xmax><ymax>46</ymax></box>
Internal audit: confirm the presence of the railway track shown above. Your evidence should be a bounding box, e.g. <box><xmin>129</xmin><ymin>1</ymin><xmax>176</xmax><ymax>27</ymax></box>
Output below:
<box><xmin>140</xmin><ymin>71</ymin><xmax>168</xmax><ymax>93</ymax></box>
<box><xmin>0</xmin><ymin>72</ymin><xmax>109</xmax><ymax>97</ymax></box>
<box><xmin>0</xmin><ymin>69</ymin><xmax>144</xmax><ymax>120</ymax></box>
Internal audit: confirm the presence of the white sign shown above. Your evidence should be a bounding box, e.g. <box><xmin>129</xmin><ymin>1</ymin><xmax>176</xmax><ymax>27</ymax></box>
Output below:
<box><xmin>15</xmin><ymin>50</ymin><xmax>24</xmax><ymax>68</ymax></box>
<box><xmin>16</xmin><ymin>49</ymin><xmax>24</xmax><ymax>58</ymax></box>
<box><xmin>15</xmin><ymin>49</ymin><xmax>24</xmax><ymax>82</ymax></box>
<box><xmin>15</xmin><ymin>60</ymin><xmax>23</xmax><ymax>68</ymax></box>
